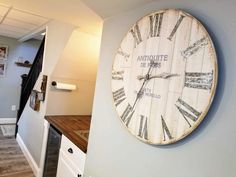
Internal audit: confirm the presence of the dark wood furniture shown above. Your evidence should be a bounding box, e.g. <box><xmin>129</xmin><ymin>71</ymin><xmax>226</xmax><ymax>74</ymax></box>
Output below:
<box><xmin>45</xmin><ymin>115</ymin><xmax>91</xmax><ymax>153</ymax></box>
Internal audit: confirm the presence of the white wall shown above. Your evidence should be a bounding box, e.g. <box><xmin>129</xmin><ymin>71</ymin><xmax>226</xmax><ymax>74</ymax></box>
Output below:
<box><xmin>85</xmin><ymin>0</ymin><xmax>236</xmax><ymax>177</ymax></box>
<box><xmin>46</xmin><ymin>30</ymin><xmax>100</xmax><ymax>115</ymax></box>
<box><xmin>18</xmin><ymin>20</ymin><xmax>75</xmax><ymax>167</ymax></box>
<box><xmin>0</xmin><ymin>36</ymin><xmax>40</xmax><ymax>118</ymax></box>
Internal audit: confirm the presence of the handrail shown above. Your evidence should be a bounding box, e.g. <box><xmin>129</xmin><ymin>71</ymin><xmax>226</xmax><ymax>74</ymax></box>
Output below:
<box><xmin>15</xmin><ymin>38</ymin><xmax>45</xmax><ymax>136</ymax></box>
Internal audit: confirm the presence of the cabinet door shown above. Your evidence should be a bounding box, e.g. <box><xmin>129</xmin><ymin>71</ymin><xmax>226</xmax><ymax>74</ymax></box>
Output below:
<box><xmin>57</xmin><ymin>152</ymin><xmax>82</xmax><ymax>177</ymax></box>
<box><xmin>60</xmin><ymin>135</ymin><xmax>86</xmax><ymax>172</ymax></box>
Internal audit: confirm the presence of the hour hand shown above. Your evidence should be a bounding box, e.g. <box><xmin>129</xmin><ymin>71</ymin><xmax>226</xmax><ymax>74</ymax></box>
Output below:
<box><xmin>137</xmin><ymin>72</ymin><xmax>179</xmax><ymax>80</ymax></box>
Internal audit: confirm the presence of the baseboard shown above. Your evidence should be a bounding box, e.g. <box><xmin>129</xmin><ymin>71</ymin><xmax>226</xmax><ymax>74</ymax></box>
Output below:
<box><xmin>0</xmin><ymin>118</ymin><xmax>16</xmax><ymax>124</ymax></box>
<box><xmin>16</xmin><ymin>133</ymin><xmax>40</xmax><ymax>177</ymax></box>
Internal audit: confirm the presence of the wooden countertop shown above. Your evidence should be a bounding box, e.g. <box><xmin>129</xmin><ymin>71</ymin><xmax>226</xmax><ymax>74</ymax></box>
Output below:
<box><xmin>45</xmin><ymin>115</ymin><xmax>91</xmax><ymax>153</ymax></box>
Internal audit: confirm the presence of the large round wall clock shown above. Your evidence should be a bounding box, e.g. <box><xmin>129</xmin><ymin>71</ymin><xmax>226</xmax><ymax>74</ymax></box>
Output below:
<box><xmin>111</xmin><ymin>9</ymin><xmax>218</xmax><ymax>145</ymax></box>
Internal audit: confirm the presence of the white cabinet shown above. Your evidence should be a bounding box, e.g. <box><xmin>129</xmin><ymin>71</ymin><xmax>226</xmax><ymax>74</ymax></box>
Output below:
<box><xmin>56</xmin><ymin>135</ymin><xmax>86</xmax><ymax>177</ymax></box>
<box><xmin>57</xmin><ymin>151</ymin><xmax>79</xmax><ymax>177</ymax></box>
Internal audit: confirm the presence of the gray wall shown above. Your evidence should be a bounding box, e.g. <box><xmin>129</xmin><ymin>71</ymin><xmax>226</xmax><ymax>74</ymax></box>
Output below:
<box><xmin>85</xmin><ymin>0</ymin><xmax>236</xmax><ymax>177</ymax></box>
<box><xmin>17</xmin><ymin>21</ymin><xmax>75</xmax><ymax>167</ymax></box>
<box><xmin>0</xmin><ymin>36</ymin><xmax>41</xmax><ymax>118</ymax></box>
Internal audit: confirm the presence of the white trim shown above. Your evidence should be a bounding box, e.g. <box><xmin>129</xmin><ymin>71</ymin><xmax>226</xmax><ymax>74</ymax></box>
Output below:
<box><xmin>18</xmin><ymin>23</ymin><xmax>49</xmax><ymax>42</ymax></box>
<box><xmin>0</xmin><ymin>118</ymin><xmax>16</xmax><ymax>124</ymax></box>
<box><xmin>37</xmin><ymin>120</ymin><xmax>50</xmax><ymax>177</ymax></box>
<box><xmin>16</xmin><ymin>133</ymin><xmax>39</xmax><ymax>177</ymax></box>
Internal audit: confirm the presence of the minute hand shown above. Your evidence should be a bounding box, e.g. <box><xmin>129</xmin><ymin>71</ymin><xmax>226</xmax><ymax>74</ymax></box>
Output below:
<box><xmin>137</xmin><ymin>72</ymin><xmax>179</xmax><ymax>80</ymax></box>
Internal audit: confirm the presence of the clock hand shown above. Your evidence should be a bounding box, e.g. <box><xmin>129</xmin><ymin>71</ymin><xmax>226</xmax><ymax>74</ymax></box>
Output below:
<box><xmin>137</xmin><ymin>72</ymin><xmax>179</xmax><ymax>80</ymax></box>
<box><xmin>132</xmin><ymin>60</ymin><xmax>156</xmax><ymax>108</ymax></box>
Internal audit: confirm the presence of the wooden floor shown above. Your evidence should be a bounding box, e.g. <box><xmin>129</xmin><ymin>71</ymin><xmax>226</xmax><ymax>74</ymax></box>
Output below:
<box><xmin>0</xmin><ymin>127</ymin><xmax>35</xmax><ymax>177</ymax></box>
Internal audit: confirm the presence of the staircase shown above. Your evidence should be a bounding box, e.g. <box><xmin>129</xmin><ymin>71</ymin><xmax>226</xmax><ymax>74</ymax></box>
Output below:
<box><xmin>15</xmin><ymin>38</ymin><xmax>45</xmax><ymax>136</ymax></box>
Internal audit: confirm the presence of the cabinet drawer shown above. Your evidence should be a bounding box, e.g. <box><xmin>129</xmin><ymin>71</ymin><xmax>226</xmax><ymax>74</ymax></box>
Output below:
<box><xmin>60</xmin><ymin>135</ymin><xmax>86</xmax><ymax>172</ymax></box>
<box><xmin>57</xmin><ymin>150</ymin><xmax>83</xmax><ymax>177</ymax></box>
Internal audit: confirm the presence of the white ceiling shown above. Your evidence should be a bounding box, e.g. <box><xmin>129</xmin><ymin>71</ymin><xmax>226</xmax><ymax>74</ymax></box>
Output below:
<box><xmin>0</xmin><ymin>0</ymin><xmax>154</xmax><ymax>39</ymax></box>
<box><xmin>0</xmin><ymin>4</ymin><xmax>50</xmax><ymax>39</ymax></box>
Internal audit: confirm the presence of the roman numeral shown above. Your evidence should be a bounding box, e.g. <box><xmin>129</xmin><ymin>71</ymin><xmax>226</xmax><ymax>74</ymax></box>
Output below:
<box><xmin>117</xmin><ymin>48</ymin><xmax>130</xmax><ymax>61</ymax></box>
<box><xmin>112</xmin><ymin>87</ymin><xmax>126</xmax><ymax>107</ymax></box>
<box><xmin>130</xmin><ymin>24</ymin><xmax>142</xmax><ymax>47</ymax></box>
<box><xmin>167</xmin><ymin>15</ymin><xmax>185</xmax><ymax>41</ymax></box>
<box><xmin>161</xmin><ymin>115</ymin><xmax>173</xmax><ymax>141</ymax></box>
<box><xmin>138</xmin><ymin>115</ymin><xmax>148</xmax><ymax>140</ymax></box>
<box><xmin>185</xmin><ymin>71</ymin><xmax>213</xmax><ymax>90</ymax></box>
<box><xmin>121</xmin><ymin>104</ymin><xmax>134</xmax><ymax>127</ymax></box>
<box><xmin>112</xmin><ymin>70</ymin><xmax>124</xmax><ymax>80</ymax></box>
<box><xmin>149</xmin><ymin>12</ymin><xmax>164</xmax><ymax>38</ymax></box>
<box><xmin>181</xmin><ymin>37</ymin><xmax>208</xmax><ymax>58</ymax></box>
<box><xmin>175</xmin><ymin>98</ymin><xmax>201</xmax><ymax>127</ymax></box>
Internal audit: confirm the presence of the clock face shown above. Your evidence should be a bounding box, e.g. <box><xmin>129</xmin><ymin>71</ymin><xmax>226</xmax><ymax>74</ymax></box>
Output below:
<box><xmin>111</xmin><ymin>9</ymin><xmax>217</xmax><ymax>145</ymax></box>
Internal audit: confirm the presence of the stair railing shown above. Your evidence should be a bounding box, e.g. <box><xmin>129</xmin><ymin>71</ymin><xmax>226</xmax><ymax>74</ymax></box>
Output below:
<box><xmin>15</xmin><ymin>38</ymin><xmax>45</xmax><ymax>136</ymax></box>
